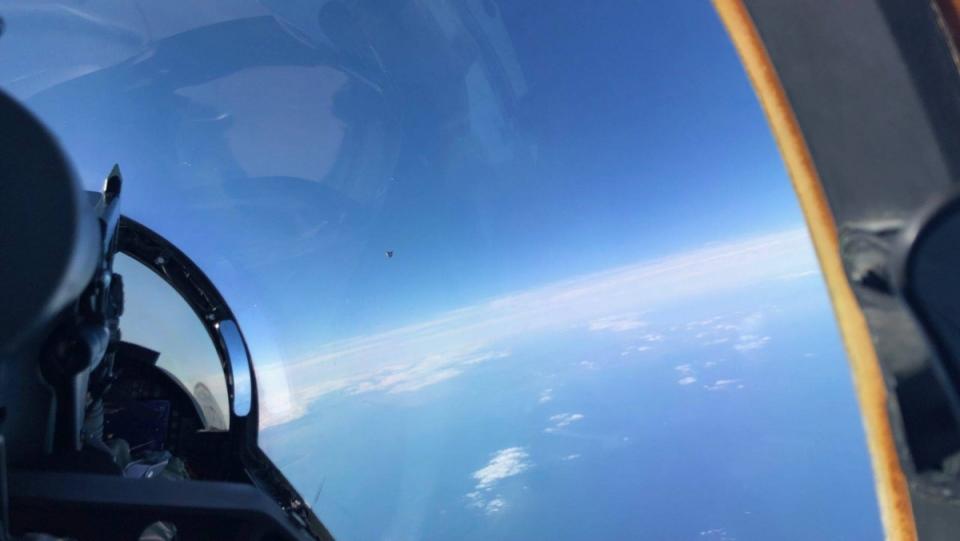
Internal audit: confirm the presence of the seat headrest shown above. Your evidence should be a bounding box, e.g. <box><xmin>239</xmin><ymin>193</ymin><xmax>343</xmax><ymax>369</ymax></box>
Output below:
<box><xmin>0</xmin><ymin>90</ymin><xmax>99</xmax><ymax>351</ymax></box>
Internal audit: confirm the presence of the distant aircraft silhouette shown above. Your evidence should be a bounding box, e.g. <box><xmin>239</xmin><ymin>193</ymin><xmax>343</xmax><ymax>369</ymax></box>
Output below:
<box><xmin>385</xmin><ymin>250</ymin><xmax>394</xmax><ymax>259</ymax></box>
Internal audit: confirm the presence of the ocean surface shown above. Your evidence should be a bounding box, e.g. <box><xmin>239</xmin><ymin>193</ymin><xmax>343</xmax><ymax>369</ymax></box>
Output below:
<box><xmin>262</xmin><ymin>274</ymin><xmax>882</xmax><ymax>541</ymax></box>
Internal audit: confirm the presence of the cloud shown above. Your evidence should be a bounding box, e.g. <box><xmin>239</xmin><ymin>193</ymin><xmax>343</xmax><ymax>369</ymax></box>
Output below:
<box><xmin>483</xmin><ymin>498</ymin><xmax>506</xmax><ymax>514</ymax></box>
<box><xmin>561</xmin><ymin>453</ymin><xmax>581</xmax><ymax>461</ymax></box>
<box><xmin>639</xmin><ymin>332</ymin><xmax>664</xmax><ymax>342</ymax></box>
<box><xmin>620</xmin><ymin>345</ymin><xmax>652</xmax><ymax>356</ymax></box>
<box><xmin>549</xmin><ymin>412</ymin><xmax>585</xmax><ymax>428</ymax></box>
<box><xmin>734</xmin><ymin>335</ymin><xmax>771</xmax><ymax>352</ymax></box>
<box><xmin>546</xmin><ymin>413</ymin><xmax>585</xmax><ymax>432</ymax></box>
<box><xmin>704</xmin><ymin>379</ymin><xmax>743</xmax><ymax>391</ymax></box>
<box><xmin>683</xmin><ymin>310</ymin><xmax>773</xmax><ymax>354</ymax></box>
<box><xmin>700</xmin><ymin>528</ymin><xmax>735</xmax><ymax>540</ymax></box>
<box><xmin>259</xmin><ymin>228</ymin><xmax>815</xmax><ymax>427</ymax></box>
<box><xmin>538</xmin><ymin>388</ymin><xmax>554</xmax><ymax>404</ymax></box>
<box><xmin>588</xmin><ymin>314</ymin><xmax>647</xmax><ymax>332</ymax></box>
<box><xmin>466</xmin><ymin>493</ymin><xmax>508</xmax><ymax>515</ymax></box>
<box><xmin>579</xmin><ymin>360</ymin><xmax>598</xmax><ymax>370</ymax></box>
<box><xmin>673</xmin><ymin>364</ymin><xmax>739</xmax><ymax>385</ymax></box>
<box><xmin>472</xmin><ymin>447</ymin><xmax>531</xmax><ymax>490</ymax></box>
<box><xmin>687</xmin><ymin>316</ymin><xmax>722</xmax><ymax>329</ymax></box>
<box><xmin>345</xmin><ymin>349</ymin><xmax>510</xmax><ymax>395</ymax></box>
<box><xmin>467</xmin><ymin>447</ymin><xmax>531</xmax><ymax>514</ymax></box>
<box><xmin>462</xmin><ymin>351</ymin><xmax>510</xmax><ymax>365</ymax></box>
<box><xmin>354</xmin><ymin>367</ymin><xmax>461</xmax><ymax>394</ymax></box>
<box><xmin>777</xmin><ymin>269</ymin><xmax>819</xmax><ymax>280</ymax></box>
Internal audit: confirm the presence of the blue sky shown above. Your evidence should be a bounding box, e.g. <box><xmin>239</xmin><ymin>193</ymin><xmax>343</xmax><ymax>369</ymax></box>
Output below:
<box><xmin>0</xmin><ymin>0</ymin><xmax>800</xmax><ymax>354</ymax></box>
<box><xmin>0</xmin><ymin>1</ymin><xmax>881</xmax><ymax>539</ymax></box>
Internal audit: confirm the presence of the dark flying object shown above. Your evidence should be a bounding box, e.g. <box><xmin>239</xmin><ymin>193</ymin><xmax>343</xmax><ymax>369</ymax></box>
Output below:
<box><xmin>385</xmin><ymin>250</ymin><xmax>394</xmax><ymax>259</ymax></box>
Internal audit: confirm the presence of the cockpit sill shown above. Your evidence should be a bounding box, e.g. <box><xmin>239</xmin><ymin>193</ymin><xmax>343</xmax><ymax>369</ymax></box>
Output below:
<box><xmin>118</xmin><ymin>215</ymin><xmax>332</xmax><ymax>541</ymax></box>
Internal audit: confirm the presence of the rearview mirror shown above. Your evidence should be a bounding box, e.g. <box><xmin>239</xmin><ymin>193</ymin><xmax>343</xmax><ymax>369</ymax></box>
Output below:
<box><xmin>218</xmin><ymin>319</ymin><xmax>252</xmax><ymax>417</ymax></box>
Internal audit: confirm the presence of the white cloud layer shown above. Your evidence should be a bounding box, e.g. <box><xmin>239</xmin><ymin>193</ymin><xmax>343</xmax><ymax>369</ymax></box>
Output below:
<box><xmin>545</xmin><ymin>412</ymin><xmax>585</xmax><ymax>433</ymax></box>
<box><xmin>472</xmin><ymin>447</ymin><xmax>531</xmax><ymax>489</ymax></box>
<box><xmin>466</xmin><ymin>492</ymin><xmax>508</xmax><ymax>515</ymax></box>
<box><xmin>258</xmin><ymin>228</ymin><xmax>815</xmax><ymax>427</ymax></box>
<box><xmin>734</xmin><ymin>335</ymin><xmax>771</xmax><ymax>352</ymax></box>
<box><xmin>777</xmin><ymin>269</ymin><xmax>819</xmax><ymax>280</ymax></box>
<box><xmin>550</xmin><ymin>413</ymin><xmax>584</xmax><ymax>428</ymax></box>
<box><xmin>588</xmin><ymin>314</ymin><xmax>647</xmax><ymax>332</ymax></box>
<box><xmin>467</xmin><ymin>447</ymin><xmax>532</xmax><ymax>514</ymax></box>
<box><xmin>704</xmin><ymin>379</ymin><xmax>743</xmax><ymax>391</ymax></box>
<box><xmin>679</xmin><ymin>308</ymin><xmax>777</xmax><ymax>357</ymax></box>
<box><xmin>620</xmin><ymin>345</ymin><xmax>652</xmax><ymax>356</ymax></box>
<box><xmin>700</xmin><ymin>527</ymin><xmax>735</xmax><ymax>540</ymax></box>
<box><xmin>483</xmin><ymin>498</ymin><xmax>506</xmax><ymax>514</ymax></box>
